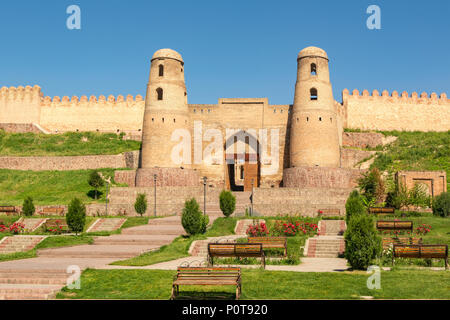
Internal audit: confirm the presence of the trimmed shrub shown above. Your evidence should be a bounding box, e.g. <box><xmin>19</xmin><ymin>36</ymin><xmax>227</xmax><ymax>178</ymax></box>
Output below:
<box><xmin>432</xmin><ymin>192</ymin><xmax>450</xmax><ymax>217</ymax></box>
<box><xmin>88</xmin><ymin>171</ymin><xmax>104</xmax><ymax>199</ymax></box>
<box><xmin>219</xmin><ymin>190</ymin><xmax>236</xmax><ymax>217</ymax></box>
<box><xmin>22</xmin><ymin>197</ymin><xmax>35</xmax><ymax>217</ymax></box>
<box><xmin>345</xmin><ymin>191</ymin><xmax>366</xmax><ymax>224</ymax></box>
<box><xmin>134</xmin><ymin>193</ymin><xmax>148</xmax><ymax>216</ymax></box>
<box><xmin>66</xmin><ymin>198</ymin><xmax>86</xmax><ymax>235</ymax></box>
<box><xmin>181</xmin><ymin>198</ymin><xmax>208</xmax><ymax>235</ymax></box>
<box><xmin>344</xmin><ymin>214</ymin><xmax>382</xmax><ymax>270</ymax></box>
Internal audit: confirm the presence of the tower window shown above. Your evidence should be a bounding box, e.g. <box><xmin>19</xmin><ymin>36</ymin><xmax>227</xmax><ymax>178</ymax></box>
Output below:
<box><xmin>156</xmin><ymin>88</ymin><xmax>163</xmax><ymax>100</ymax></box>
<box><xmin>159</xmin><ymin>65</ymin><xmax>164</xmax><ymax>77</ymax></box>
<box><xmin>310</xmin><ymin>88</ymin><xmax>318</xmax><ymax>100</ymax></box>
<box><xmin>306</xmin><ymin>117</ymin><xmax>309</xmax><ymax>122</ymax></box>
<box><xmin>311</xmin><ymin>63</ymin><xmax>317</xmax><ymax>75</ymax></box>
<box><xmin>319</xmin><ymin>117</ymin><xmax>322</xmax><ymax>121</ymax></box>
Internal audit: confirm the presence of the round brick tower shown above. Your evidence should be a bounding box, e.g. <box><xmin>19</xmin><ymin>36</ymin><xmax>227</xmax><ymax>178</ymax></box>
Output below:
<box><xmin>136</xmin><ymin>49</ymin><xmax>198</xmax><ymax>187</ymax></box>
<box><xmin>289</xmin><ymin>46</ymin><xmax>340</xmax><ymax>168</ymax></box>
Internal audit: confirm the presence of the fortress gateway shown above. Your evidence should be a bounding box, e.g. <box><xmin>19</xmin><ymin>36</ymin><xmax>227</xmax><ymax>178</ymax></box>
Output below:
<box><xmin>0</xmin><ymin>46</ymin><xmax>448</xmax><ymax>215</ymax></box>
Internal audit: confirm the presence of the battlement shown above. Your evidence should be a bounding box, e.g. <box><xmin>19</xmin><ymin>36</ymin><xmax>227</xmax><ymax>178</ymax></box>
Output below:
<box><xmin>0</xmin><ymin>85</ymin><xmax>43</xmax><ymax>102</ymax></box>
<box><xmin>41</xmin><ymin>94</ymin><xmax>144</xmax><ymax>107</ymax></box>
<box><xmin>342</xmin><ymin>88</ymin><xmax>449</xmax><ymax>105</ymax></box>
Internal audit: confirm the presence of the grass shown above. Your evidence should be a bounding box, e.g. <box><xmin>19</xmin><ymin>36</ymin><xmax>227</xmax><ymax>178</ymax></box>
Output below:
<box><xmin>0</xmin><ymin>168</ymin><xmax>126</xmax><ymax>205</ymax></box>
<box><xmin>0</xmin><ymin>130</ymin><xmax>141</xmax><ymax>156</ymax></box>
<box><xmin>56</xmin><ymin>268</ymin><xmax>450</xmax><ymax>300</ymax></box>
<box><xmin>369</xmin><ymin>130</ymin><xmax>450</xmax><ymax>189</ymax></box>
<box><xmin>111</xmin><ymin>217</ymin><xmax>238</xmax><ymax>266</ymax></box>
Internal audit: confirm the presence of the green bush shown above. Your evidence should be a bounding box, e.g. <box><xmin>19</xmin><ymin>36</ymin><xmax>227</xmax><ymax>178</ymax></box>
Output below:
<box><xmin>88</xmin><ymin>171</ymin><xmax>104</xmax><ymax>199</ymax></box>
<box><xmin>358</xmin><ymin>168</ymin><xmax>385</xmax><ymax>204</ymax></box>
<box><xmin>345</xmin><ymin>191</ymin><xmax>366</xmax><ymax>224</ymax></box>
<box><xmin>344</xmin><ymin>214</ymin><xmax>382</xmax><ymax>270</ymax></box>
<box><xmin>219</xmin><ymin>190</ymin><xmax>236</xmax><ymax>217</ymax></box>
<box><xmin>181</xmin><ymin>198</ymin><xmax>208</xmax><ymax>235</ymax></box>
<box><xmin>134</xmin><ymin>193</ymin><xmax>148</xmax><ymax>217</ymax></box>
<box><xmin>22</xmin><ymin>197</ymin><xmax>35</xmax><ymax>217</ymax></box>
<box><xmin>408</xmin><ymin>183</ymin><xmax>431</xmax><ymax>208</ymax></box>
<box><xmin>432</xmin><ymin>192</ymin><xmax>450</xmax><ymax>217</ymax></box>
<box><xmin>66</xmin><ymin>198</ymin><xmax>86</xmax><ymax>235</ymax></box>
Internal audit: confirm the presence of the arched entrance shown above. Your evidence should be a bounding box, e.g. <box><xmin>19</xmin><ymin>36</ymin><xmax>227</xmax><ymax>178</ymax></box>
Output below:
<box><xmin>224</xmin><ymin>131</ymin><xmax>260</xmax><ymax>191</ymax></box>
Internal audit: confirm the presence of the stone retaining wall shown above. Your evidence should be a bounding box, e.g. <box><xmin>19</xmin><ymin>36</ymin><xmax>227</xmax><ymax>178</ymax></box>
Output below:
<box><xmin>283</xmin><ymin>166</ymin><xmax>361</xmax><ymax>189</ymax></box>
<box><xmin>0</xmin><ymin>151</ymin><xmax>140</xmax><ymax>171</ymax></box>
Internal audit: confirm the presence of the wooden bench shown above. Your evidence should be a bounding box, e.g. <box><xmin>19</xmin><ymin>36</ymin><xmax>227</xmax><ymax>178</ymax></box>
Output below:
<box><xmin>382</xmin><ymin>237</ymin><xmax>422</xmax><ymax>250</ymax></box>
<box><xmin>393</xmin><ymin>244</ymin><xmax>448</xmax><ymax>269</ymax></box>
<box><xmin>318</xmin><ymin>209</ymin><xmax>341</xmax><ymax>216</ymax></box>
<box><xmin>376</xmin><ymin>220</ymin><xmax>413</xmax><ymax>232</ymax></box>
<box><xmin>44</xmin><ymin>219</ymin><xmax>69</xmax><ymax>232</ymax></box>
<box><xmin>369</xmin><ymin>207</ymin><xmax>395</xmax><ymax>215</ymax></box>
<box><xmin>208</xmin><ymin>243</ymin><xmax>265</xmax><ymax>268</ymax></box>
<box><xmin>39</xmin><ymin>207</ymin><xmax>65</xmax><ymax>216</ymax></box>
<box><xmin>248</xmin><ymin>236</ymin><xmax>287</xmax><ymax>257</ymax></box>
<box><xmin>171</xmin><ymin>267</ymin><xmax>241</xmax><ymax>300</ymax></box>
<box><xmin>0</xmin><ymin>206</ymin><xmax>17</xmax><ymax>215</ymax></box>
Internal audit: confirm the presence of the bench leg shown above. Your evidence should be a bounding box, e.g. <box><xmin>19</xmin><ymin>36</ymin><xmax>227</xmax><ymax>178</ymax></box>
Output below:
<box><xmin>171</xmin><ymin>285</ymin><xmax>176</xmax><ymax>300</ymax></box>
<box><xmin>445</xmin><ymin>258</ymin><xmax>448</xmax><ymax>270</ymax></box>
<box><xmin>262</xmin><ymin>254</ymin><xmax>266</xmax><ymax>269</ymax></box>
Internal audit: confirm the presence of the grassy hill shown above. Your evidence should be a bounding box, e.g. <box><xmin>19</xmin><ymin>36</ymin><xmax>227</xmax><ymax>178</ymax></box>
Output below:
<box><xmin>0</xmin><ymin>130</ymin><xmax>141</xmax><ymax>156</ymax></box>
<box><xmin>0</xmin><ymin>168</ymin><xmax>126</xmax><ymax>206</ymax></box>
<box><xmin>367</xmin><ymin>130</ymin><xmax>449</xmax><ymax>189</ymax></box>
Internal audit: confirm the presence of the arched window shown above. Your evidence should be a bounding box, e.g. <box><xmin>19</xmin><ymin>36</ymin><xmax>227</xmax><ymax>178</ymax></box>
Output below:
<box><xmin>158</xmin><ymin>65</ymin><xmax>164</xmax><ymax>77</ymax></box>
<box><xmin>311</xmin><ymin>63</ymin><xmax>317</xmax><ymax>75</ymax></box>
<box><xmin>156</xmin><ymin>88</ymin><xmax>163</xmax><ymax>100</ymax></box>
<box><xmin>310</xmin><ymin>88</ymin><xmax>318</xmax><ymax>100</ymax></box>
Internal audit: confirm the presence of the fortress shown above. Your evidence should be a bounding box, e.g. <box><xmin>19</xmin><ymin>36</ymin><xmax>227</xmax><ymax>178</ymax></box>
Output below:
<box><xmin>1</xmin><ymin>46</ymin><xmax>449</xmax><ymax>216</ymax></box>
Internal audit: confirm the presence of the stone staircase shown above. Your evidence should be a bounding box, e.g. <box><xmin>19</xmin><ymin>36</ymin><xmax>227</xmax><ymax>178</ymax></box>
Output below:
<box><xmin>86</xmin><ymin>218</ymin><xmax>127</xmax><ymax>232</ymax></box>
<box><xmin>0</xmin><ymin>236</ymin><xmax>46</xmax><ymax>254</ymax></box>
<box><xmin>18</xmin><ymin>218</ymin><xmax>47</xmax><ymax>232</ymax></box>
<box><xmin>0</xmin><ymin>269</ymin><xmax>69</xmax><ymax>300</ymax></box>
<box><xmin>305</xmin><ymin>220</ymin><xmax>346</xmax><ymax>258</ymax></box>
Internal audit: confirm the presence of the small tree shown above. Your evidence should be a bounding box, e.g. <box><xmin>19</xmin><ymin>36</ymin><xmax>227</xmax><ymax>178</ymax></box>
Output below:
<box><xmin>386</xmin><ymin>181</ymin><xmax>409</xmax><ymax>209</ymax></box>
<box><xmin>66</xmin><ymin>198</ymin><xmax>86</xmax><ymax>235</ymax></box>
<box><xmin>22</xmin><ymin>197</ymin><xmax>35</xmax><ymax>217</ymax></box>
<box><xmin>344</xmin><ymin>214</ymin><xmax>382</xmax><ymax>270</ymax></box>
<box><xmin>88</xmin><ymin>171</ymin><xmax>104</xmax><ymax>200</ymax></box>
<box><xmin>181</xmin><ymin>198</ymin><xmax>208</xmax><ymax>235</ymax></box>
<box><xmin>432</xmin><ymin>192</ymin><xmax>450</xmax><ymax>217</ymax></box>
<box><xmin>345</xmin><ymin>191</ymin><xmax>366</xmax><ymax>224</ymax></box>
<box><xmin>358</xmin><ymin>168</ymin><xmax>385</xmax><ymax>204</ymax></box>
<box><xmin>134</xmin><ymin>193</ymin><xmax>148</xmax><ymax>217</ymax></box>
<box><xmin>219</xmin><ymin>190</ymin><xmax>236</xmax><ymax>217</ymax></box>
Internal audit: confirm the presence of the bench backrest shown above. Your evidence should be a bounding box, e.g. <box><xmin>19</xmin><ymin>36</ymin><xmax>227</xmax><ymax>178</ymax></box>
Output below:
<box><xmin>318</xmin><ymin>209</ymin><xmax>341</xmax><ymax>216</ymax></box>
<box><xmin>41</xmin><ymin>207</ymin><xmax>65</xmax><ymax>214</ymax></box>
<box><xmin>369</xmin><ymin>207</ymin><xmax>395</xmax><ymax>214</ymax></box>
<box><xmin>382</xmin><ymin>237</ymin><xmax>422</xmax><ymax>248</ymax></box>
<box><xmin>177</xmin><ymin>267</ymin><xmax>240</xmax><ymax>276</ymax></box>
<box><xmin>0</xmin><ymin>206</ymin><xmax>16</xmax><ymax>212</ymax></box>
<box><xmin>248</xmin><ymin>237</ymin><xmax>287</xmax><ymax>246</ymax></box>
<box><xmin>393</xmin><ymin>245</ymin><xmax>448</xmax><ymax>259</ymax></box>
<box><xmin>208</xmin><ymin>243</ymin><xmax>263</xmax><ymax>257</ymax></box>
<box><xmin>377</xmin><ymin>220</ymin><xmax>413</xmax><ymax>231</ymax></box>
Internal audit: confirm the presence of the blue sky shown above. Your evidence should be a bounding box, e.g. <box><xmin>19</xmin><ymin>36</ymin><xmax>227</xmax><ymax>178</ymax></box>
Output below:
<box><xmin>0</xmin><ymin>0</ymin><xmax>449</xmax><ymax>104</ymax></box>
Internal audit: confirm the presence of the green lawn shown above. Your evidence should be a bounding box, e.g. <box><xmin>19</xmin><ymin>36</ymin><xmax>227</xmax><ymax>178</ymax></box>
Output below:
<box><xmin>0</xmin><ymin>168</ymin><xmax>126</xmax><ymax>206</ymax></box>
<box><xmin>56</xmin><ymin>269</ymin><xmax>450</xmax><ymax>300</ymax></box>
<box><xmin>112</xmin><ymin>217</ymin><xmax>239</xmax><ymax>266</ymax></box>
<box><xmin>0</xmin><ymin>131</ymin><xmax>141</xmax><ymax>156</ymax></box>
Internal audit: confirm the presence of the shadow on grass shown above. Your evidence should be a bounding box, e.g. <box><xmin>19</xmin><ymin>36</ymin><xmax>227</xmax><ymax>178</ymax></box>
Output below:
<box><xmin>87</xmin><ymin>190</ymin><xmax>104</xmax><ymax>199</ymax></box>
<box><xmin>173</xmin><ymin>290</ymin><xmax>236</xmax><ymax>300</ymax></box>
